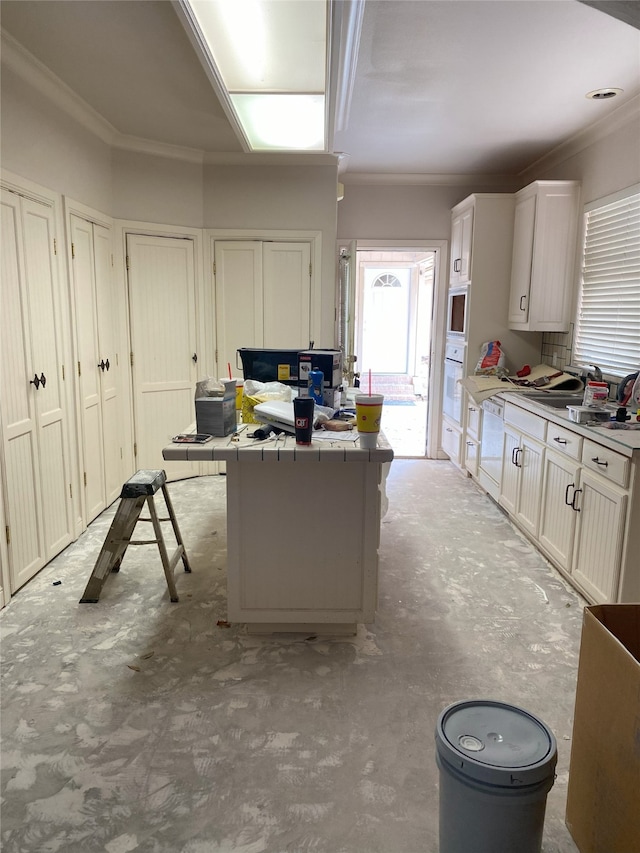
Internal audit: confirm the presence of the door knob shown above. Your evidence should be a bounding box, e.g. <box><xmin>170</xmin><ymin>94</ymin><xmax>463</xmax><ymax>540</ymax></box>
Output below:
<box><xmin>192</xmin><ymin>353</ymin><xmax>198</xmax><ymax>363</ymax></box>
<box><xmin>98</xmin><ymin>360</ymin><xmax>106</xmax><ymax>371</ymax></box>
<box><xmin>105</xmin><ymin>358</ymin><xmax>110</xmax><ymax>371</ymax></box>
<box><xmin>30</xmin><ymin>373</ymin><xmax>40</xmax><ymax>389</ymax></box>
<box><xmin>39</xmin><ymin>373</ymin><xmax>46</xmax><ymax>388</ymax></box>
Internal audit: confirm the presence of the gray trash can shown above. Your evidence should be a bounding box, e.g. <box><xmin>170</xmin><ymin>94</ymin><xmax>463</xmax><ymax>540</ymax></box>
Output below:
<box><xmin>435</xmin><ymin>699</ymin><xmax>557</xmax><ymax>853</ymax></box>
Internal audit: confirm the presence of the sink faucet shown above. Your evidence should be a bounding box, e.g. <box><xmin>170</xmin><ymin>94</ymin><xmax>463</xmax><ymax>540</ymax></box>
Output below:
<box><xmin>586</xmin><ymin>364</ymin><xmax>603</xmax><ymax>382</ymax></box>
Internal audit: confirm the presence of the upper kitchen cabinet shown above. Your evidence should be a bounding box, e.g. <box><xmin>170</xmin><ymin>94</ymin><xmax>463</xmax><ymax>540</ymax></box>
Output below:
<box><xmin>508</xmin><ymin>180</ymin><xmax>580</xmax><ymax>332</ymax></box>
<box><xmin>449</xmin><ymin>201</ymin><xmax>473</xmax><ymax>285</ymax></box>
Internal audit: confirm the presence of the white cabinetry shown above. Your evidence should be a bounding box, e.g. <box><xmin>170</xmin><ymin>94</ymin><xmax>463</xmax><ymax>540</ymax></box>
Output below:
<box><xmin>1</xmin><ymin>186</ymin><xmax>73</xmax><ymax>593</ymax></box>
<box><xmin>442</xmin><ymin>415</ymin><xmax>463</xmax><ymax>468</ymax></box>
<box><xmin>508</xmin><ymin>180</ymin><xmax>580</xmax><ymax>331</ymax></box>
<box><xmin>464</xmin><ymin>396</ymin><xmax>481</xmax><ymax>477</ymax></box>
<box><xmin>449</xmin><ymin>205</ymin><xmax>473</xmax><ymax>285</ymax></box>
<box><xmin>498</xmin><ymin>396</ymin><xmax>639</xmax><ymax>604</ymax></box>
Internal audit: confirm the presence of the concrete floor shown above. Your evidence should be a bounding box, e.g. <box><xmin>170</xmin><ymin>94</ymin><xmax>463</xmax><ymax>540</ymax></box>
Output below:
<box><xmin>0</xmin><ymin>459</ymin><xmax>584</xmax><ymax>853</ymax></box>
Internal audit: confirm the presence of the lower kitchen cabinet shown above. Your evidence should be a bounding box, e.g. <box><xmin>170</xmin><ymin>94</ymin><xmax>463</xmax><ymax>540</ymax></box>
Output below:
<box><xmin>571</xmin><ymin>469</ymin><xmax>627</xmax><ymax>604</ymax></box>
<box><xmin>499</xmin><ymin>424</ymin><xmax>545</xmax><ymax>539</ymax></box>
<box><xmin>496</xmin><ymin>396</ymin><xmax>639</xmax><ymax>604</ymax></box>
<box><xmin>441</xmin><ymin>415</ymin><xmax>463</xmax><ymax>468</ymax></box>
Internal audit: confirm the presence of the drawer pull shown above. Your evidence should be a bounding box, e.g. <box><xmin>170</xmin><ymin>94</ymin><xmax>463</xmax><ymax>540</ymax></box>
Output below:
<box><xmin>591</xmin><ymin>456</ymin><xmax>608</xmax><ymax>468</ymax></box>
<box><xmin>453</xmin><ymin>258</ymin><xmax>462</xmax><ymax>272</ymax></box>
<box><xmin>553</xmin><ymin>436</ymin><xmax>567</xmax><ymax>445</ymax></box>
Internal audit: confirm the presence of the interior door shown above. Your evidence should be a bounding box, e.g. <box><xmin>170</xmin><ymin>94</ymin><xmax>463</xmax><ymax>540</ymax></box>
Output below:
<box><xmin>1</xmin><ymin>189</ymin><xmax>72</xmax><ymax>591</ymax></box>
<box><xmin>263</xmin><ymin>242</ymin><xmax>311</xmax><ymax>347</ymax></box>
<box><xmin>214</xmin><ymin>240</ymin><xmax>311</xmax><ymax>377</ymax></box>
<box><xmin>127</xmin><ymin>234</ymin><xmax>199</xmax><ymax>478</ymax></box>
<box><xmin>214</xmin><ymin>241</ymin><xmax>263</xmax><ymax>377</ymax></box>
<box><xmin>70</xmin><ymin>214</ymin><xmax>106</xmax><ymax>521</ymax></box>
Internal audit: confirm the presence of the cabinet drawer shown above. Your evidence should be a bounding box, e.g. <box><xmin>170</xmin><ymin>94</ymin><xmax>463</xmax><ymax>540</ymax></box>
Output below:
<box><xmin>442</xmin><ymin>419</ymin><xmax>462</xmax><ymax>465</ymax></box>
<box><xmin>504</xmin><ymin>403</ymin><xmax>547</xmax><ymax>440</ymax></box>
<box><xmin>581</xmin><ymin>440</ymin><xmax>629</xmax><ymax>488</ymax></box>
<box><xmin>546</xmin><ymin>423</ymin><xmax>582</xmax><ymax>460</ymax></box>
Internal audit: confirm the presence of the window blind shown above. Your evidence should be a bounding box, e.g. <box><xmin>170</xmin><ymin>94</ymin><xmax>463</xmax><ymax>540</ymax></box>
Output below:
<box><xmin>573</xmin><ymin>188</ymin><xmax>640</xmax><ymax>377</ymax></box>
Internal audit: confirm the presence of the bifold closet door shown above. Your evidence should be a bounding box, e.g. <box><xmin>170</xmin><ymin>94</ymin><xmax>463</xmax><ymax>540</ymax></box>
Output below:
<box><xmin>70</xmin><ymin>214</ymin><xmax>122</xmax><ymax>523</ymax></box>
<box><xmin>214</xmin><ymin>240</ymin><xmax>311</xmax><ymax>377</ymax></box>
<box><xmin>126</xmin><ymin>234</ymin><xmax>199</xmax><ymax>479</ymax></box>
<box><xmin>0</xmin><ymin>189</ymin><xmax>73</xmax><ymax>592</ymax></box>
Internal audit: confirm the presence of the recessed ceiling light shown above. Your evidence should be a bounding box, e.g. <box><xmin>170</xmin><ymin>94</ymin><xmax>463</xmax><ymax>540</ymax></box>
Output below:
<box><xmin>586</xmin><ymin>88</ymin><xmax>623</xmax><ymax>100</ymax></box>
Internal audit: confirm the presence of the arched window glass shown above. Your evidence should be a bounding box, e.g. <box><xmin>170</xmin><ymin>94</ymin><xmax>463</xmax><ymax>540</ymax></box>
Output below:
<box><xmin>373</xmin><ymin>273</ymin><xmax>401</xmax><ymax>288</ymax></box>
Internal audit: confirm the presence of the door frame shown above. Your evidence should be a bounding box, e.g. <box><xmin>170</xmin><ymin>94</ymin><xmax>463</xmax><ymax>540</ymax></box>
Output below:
<box><xmin>337</xmin><ymin>238</ymin><xmax>448</xmax><ymax>459</ymax></box>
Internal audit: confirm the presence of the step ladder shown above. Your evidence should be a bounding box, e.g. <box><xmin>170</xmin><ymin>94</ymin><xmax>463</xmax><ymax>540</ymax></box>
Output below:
<box><xmin>80</xmin><ymin>469</ymin><xmax>192</xmax><ymax>603</ymax></box>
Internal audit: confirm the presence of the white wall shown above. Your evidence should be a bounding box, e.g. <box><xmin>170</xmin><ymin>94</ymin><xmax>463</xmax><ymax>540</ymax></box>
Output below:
<box><xmin>204</xmin><ymin>164</ymin><xmax>339</xmax><ymax>343</ymax></box>
<box><xmin>111</xmin><ymin>150</ymin><xmax>204</xmax><ymax>228</ymax></box>
<box><xmin>0</xmin><ymin>66</ymin><xmax>113</xmax><ymax>213</ymax></box>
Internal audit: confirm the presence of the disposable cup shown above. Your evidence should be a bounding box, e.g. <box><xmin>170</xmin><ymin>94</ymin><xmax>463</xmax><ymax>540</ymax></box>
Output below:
<box><xmin>356</xmin><ymin>394</ymin><xmax>384</xmax><ymax>448</ymax></box>
<box><xmin>293</xmin><ymin>396</ymin><xmax>314</xmax><ymax>445</ymax></box>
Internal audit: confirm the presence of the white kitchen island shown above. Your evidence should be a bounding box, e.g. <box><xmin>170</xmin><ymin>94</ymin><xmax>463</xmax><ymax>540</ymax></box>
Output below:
<box><xmin>163</xmin><ymin>430</ymin><xmax>393</xmax><ymax>633</ymax></box>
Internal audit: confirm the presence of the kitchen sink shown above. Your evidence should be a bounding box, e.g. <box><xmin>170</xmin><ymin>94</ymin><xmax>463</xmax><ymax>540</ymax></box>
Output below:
<box><xmin>519</xmin><ymin>391</ymin><xmax>586</xmax><ymax>409</ymax></box>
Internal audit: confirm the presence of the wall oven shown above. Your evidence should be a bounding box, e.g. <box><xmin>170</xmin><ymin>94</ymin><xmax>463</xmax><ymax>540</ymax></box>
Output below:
<box><xmin>443</xmin><ymin>341</ymin><xmax>465</xmax><ymax>425</ymax></box>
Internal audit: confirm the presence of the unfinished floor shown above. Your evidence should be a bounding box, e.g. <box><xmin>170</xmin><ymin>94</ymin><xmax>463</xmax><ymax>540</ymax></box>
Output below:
<box><xmin>1</xmin><ymin>459</ymin><xmax>583</xmax><ymax>853</ymax></box>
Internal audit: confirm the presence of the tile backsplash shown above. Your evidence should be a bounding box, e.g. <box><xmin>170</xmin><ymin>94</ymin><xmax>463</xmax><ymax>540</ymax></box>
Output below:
<box><xmin>541</xmin><ymin>326</ymin><xmax>574</xmax><ymax>371</ymax></box>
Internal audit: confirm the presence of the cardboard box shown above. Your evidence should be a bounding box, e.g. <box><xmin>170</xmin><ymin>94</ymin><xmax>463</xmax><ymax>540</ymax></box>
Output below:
<box><xmin>565</xmin><ymin>605</ymin><xmax>640</xmax><ymax>853</ymax></box>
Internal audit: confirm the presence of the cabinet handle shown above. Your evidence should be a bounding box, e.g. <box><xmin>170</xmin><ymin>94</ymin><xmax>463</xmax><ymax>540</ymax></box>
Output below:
<box><xmin>553</xmin><ymin>436</ymin><xmax>567</xmax><ymax>445</ymax></box>
<box><xmin>512</xmin><ymin>447</ymin><xmax>523</xmax><ymax>468</ymax></box>
<box><xmin>519</xmin><ymin>295</ymin><xmax>527</xmax><ymax>312</ymax></box>
<box><xmin>466</xmin><ymin>441</ymin><xmax>474</xmax><ymax>446</ymax></box>
<box><xmin>564</xmin><ymin>483</ymin><xmax>575</xmax><ymax>506</ymax></box>
<box><xmin>453</xmin><ymin>258</ymin><xmax>462</xmax><ymax>272</ymax></box>
<box><xmin>571</xmin><ymin>488</ymin><xmax>582</xmax><ymax>512</ymax></box>
<box><xmin>591</xmin><ymin>456</ymin><xmax>608</xmax><ymax>468</ymax></box>
<box><xmin>468</xmin><ymin>406</ymin><xmax>476</xmax><ymax>412</ymax></box>
<box><xmin>446</xmin><ymin>427</ymin><xmax>453</xmax><ymax>433</ymax></box>
<box><xmin>30</xmin><ymin>373</ymin><xmax>40</xmax><ymax>389</ymax></box>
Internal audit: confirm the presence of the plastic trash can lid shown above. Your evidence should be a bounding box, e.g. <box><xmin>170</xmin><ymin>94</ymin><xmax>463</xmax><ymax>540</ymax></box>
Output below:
<box><xmin>436</xmin><ymin>700</ymin><xmax>557</xmax><ymax>786</ymax></box>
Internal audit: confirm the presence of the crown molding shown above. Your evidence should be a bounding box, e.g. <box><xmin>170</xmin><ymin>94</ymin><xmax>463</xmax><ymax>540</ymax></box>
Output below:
<box><xmin>519</xmin><ymin>93</ymin><xmax>640</xmax><ymax>180</ymax></box>
<box><xmin>1</xmin><ymin>30</ymin><xmax>117</xmax><ymax>145</ymax></box>
<box><xmin>340</xmin><ymin>172</ymin><xmax>516</xmax><ymax>188</ymax></box>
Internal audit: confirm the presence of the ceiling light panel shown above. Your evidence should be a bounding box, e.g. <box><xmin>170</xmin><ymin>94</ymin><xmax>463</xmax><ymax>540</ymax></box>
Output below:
<box><xmin>187</xmin><ymin>0</ymin><xmax>327</xmax><ymax>93</ymax></box>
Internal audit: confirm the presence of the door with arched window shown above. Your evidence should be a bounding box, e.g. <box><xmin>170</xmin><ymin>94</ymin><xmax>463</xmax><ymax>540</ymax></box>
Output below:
<box><xmin>361</xmin><ymin>266</ymin><xmax>411</xmax><ymax>372</ymax></box>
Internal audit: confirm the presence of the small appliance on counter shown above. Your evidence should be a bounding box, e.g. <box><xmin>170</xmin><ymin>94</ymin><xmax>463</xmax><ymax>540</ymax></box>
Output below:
<box><xmin>195</xmin><ymin>379</ymin><xmax>236</xmax><ymax>436</ymax></box>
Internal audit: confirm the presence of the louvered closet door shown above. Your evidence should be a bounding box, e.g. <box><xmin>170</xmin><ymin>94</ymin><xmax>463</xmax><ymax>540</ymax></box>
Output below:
<box><xmin>127</xmin><ymin>234</ymin><xmax>198</xmax><ymax>478</ymax></box>
<box><xmin>0</xmin><ymin>190</ymin><xmax>72</xmax><ymax>591</ymax></box>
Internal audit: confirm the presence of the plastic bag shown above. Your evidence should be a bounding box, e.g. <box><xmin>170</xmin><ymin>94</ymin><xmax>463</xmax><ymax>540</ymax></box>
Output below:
<box><xmin>195</xmin><ymin>376</ymin><xmax>227</xmax><ymax>398</ymax></box>
<box><xmin>474</xmin><ymin>341</ymin><xmax>507</xmax><ymax>376</ymax></box>
<box><xmin>241</xmin><ymin>380</ymin><xmax>293</xmax><ymax>423</ymax></box>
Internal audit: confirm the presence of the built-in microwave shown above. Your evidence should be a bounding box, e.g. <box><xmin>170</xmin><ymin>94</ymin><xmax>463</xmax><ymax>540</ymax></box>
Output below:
<box><xmin>447</xmin><ymin>286</ymin><xmax>468</xmax><ymax>337</ymax></box>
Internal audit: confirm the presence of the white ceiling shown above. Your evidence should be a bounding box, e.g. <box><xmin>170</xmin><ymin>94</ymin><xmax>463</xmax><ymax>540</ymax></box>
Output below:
<box><xmin>1</xmin><ymin>0</ymin><xmax>639</xmax><ymax>180</ymax></box>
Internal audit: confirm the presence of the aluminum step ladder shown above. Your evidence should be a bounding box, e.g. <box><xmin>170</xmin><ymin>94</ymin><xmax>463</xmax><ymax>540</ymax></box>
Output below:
<box><xmin>80</xmin><ymin>469</ymin><xmax>191</xmax><ymax>603</ymax></box>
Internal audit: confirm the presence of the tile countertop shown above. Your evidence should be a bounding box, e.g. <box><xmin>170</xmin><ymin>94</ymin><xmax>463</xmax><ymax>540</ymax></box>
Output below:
<box><xmin>499</xmin><ymin>392</ymin><xmax>640</xmax><ymax>457</ymax></box>
<box><xmin>163</xmin><ymin>425</ymin><xmax>394</xmax><ymax>463</ymax></box>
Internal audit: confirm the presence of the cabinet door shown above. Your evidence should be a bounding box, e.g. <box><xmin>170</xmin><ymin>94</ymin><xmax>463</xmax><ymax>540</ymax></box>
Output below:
<box><xmin>515</xmin><ymin>435</ymin><xmax>544</xmax><ymax>538</ymax></box>
<box><xmin>572</xmin><ymin>470</ymin><xmax>627</xmax><ymax>603</ymax></box>
<box><xmin>441</xmin><ymin>417</ymin><xmax>462</xmax><ymax>467</ymax></box>
<box><xmin>450</xmin><ymin>207</ymin><xmax>473</xmax><ymax>285</ymax></box>
<box><xmin>508</xmin><ymin>192</ymin><xmax>536</xmax><ymax>325</ymax></box>
<box><xmin>499</xmin><ymin>425</ymin><xmax>521</xmax><ymax>516</ymax></box>
<box><xmin>539</xmin><ymin>449</ymin><xmax>579</xmax><ymax>571</ymax></box>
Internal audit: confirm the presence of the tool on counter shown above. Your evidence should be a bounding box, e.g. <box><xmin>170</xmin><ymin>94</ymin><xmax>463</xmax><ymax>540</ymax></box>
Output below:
<box><xmin>251</xmin><ymin>424</ymin><xmax>282</xmax><ymax>441</ymax></box>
